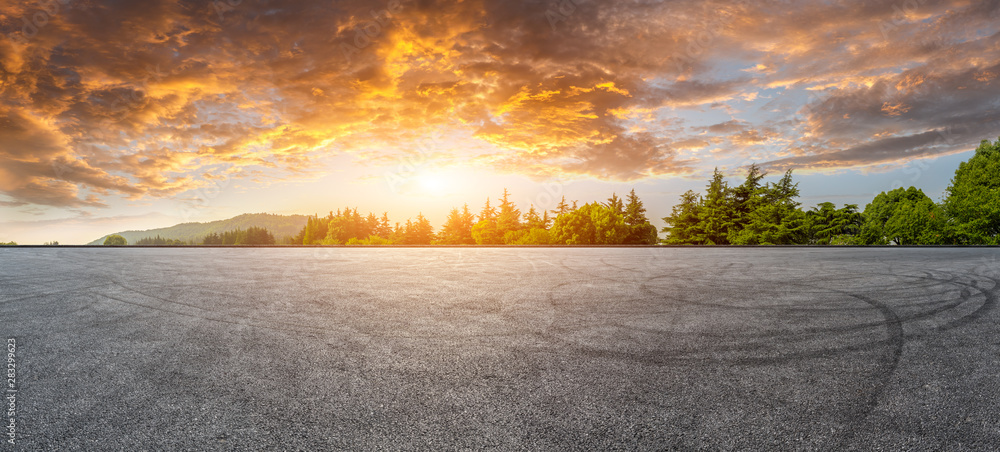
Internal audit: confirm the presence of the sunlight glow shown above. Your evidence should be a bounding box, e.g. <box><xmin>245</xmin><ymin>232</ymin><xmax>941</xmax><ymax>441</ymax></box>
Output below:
<box><xmin>416</xmin><ymin>171</ymin><xmax>451</xmax><ymax>196</ymax></box>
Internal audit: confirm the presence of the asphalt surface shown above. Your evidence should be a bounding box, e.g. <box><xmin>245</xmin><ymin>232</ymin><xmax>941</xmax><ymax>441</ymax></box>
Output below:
<box><xmin>1</xmin><ymin>247</ymin><xmax>999</xmax><ymax>451</ymax></box>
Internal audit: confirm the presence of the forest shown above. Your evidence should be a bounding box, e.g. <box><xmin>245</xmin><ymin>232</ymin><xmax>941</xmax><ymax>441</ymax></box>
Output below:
<box><xmin>121</xmin><ymin>227</ymin><xmax>277</xmax><ymax>246</ymax></box>
<box><xmin>292</xmin><ymin>188</ymin><xmax>659</xmax><ymax>246</ymax></box>
<box><xmin>663</xmin><ymin>137</ymin><xmax>1000</xmax><ymax>245</ymax></box>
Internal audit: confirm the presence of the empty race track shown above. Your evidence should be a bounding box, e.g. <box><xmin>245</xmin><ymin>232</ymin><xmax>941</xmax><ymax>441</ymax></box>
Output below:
<box><xmin>2</xmin><ymin>247</ymin><xmax>999</xmax><ymax>450</ymax></box>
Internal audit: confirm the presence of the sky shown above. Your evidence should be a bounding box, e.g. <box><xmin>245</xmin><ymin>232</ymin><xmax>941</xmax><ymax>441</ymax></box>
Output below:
<box><xmin>1</xmin><ymin>0</ymin><xmax>999</xmax><ymax>244</ymax></box>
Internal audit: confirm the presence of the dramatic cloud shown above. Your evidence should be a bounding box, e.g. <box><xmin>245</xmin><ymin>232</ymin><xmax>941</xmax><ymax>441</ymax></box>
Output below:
<box><xmin>1</xmin><ymin>0</ymin><xmax>998</xmax><ymax>208</ymax></box>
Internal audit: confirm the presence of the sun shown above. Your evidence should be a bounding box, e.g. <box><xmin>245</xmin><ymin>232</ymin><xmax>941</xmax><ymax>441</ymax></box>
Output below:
<box><xmin>416</xmin><ymin>171</ymin><xmax>451</xmax><ymax>196</ymax></box>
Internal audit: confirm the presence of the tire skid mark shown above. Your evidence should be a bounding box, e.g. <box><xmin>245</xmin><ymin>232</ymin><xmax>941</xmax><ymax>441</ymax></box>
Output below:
<box><xmin>100</xmin><ymin>275</ymin><xmax>549</xmax><ymax>341</ymax></box>
<box><xmin>0</xmin><ymin>283</ymin><xmax>113</xmax><ymax>306</ymax></box>
<box><xmin>639</xmin><ymin>271</ymin><xmax>965</xmax><ymax>312</ymax></box>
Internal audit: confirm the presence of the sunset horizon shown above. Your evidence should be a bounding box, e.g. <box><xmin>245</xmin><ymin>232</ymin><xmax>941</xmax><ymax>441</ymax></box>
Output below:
<box><xmin>5</xmin><ymin>2</ymin><xmax>1000</xmax><ymax>449</ymax></box>
<box><xmin>2</xmin><ymin>0</ymin><xmax>998</xmax><ymax>244</ymax></box>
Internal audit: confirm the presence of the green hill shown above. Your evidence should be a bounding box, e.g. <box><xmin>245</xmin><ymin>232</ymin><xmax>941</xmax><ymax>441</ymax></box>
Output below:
<box><xmin>88</xmin><ymin>213</ymin><xmax>309</xmax><ymax>245</ymax></box>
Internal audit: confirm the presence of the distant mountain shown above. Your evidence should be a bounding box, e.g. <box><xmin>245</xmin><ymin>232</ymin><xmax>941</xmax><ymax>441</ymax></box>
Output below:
<box><xmin>88</xmin><ymin>213</ymin><xmax>309</xmax><ymax>245</ymax></box>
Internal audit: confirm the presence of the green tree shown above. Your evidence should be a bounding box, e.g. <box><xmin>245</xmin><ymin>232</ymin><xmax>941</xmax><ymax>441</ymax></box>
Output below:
<box><xmin>700</xmin><ymin>169</ymin><xmax>732</xmax><ymax>244</ymax></box>
<box><xmin>551</xmin><ymin>196</ymin><xmax>571</xmax><ymax>218</ymax></box>
<box><xmin>390</xmin><ymin>222</ymin><xmax>406</xmax><ymax>244</ymax></box>
<box><xmin>661</xmin><ymin>190</ymin><xmax>703</xmax><ymax>244</ymax></box>
<box><xmin>472</xmin><ymin>197</ymin><xmax>503</xmax><ymax>244</ymax></box>
<box><xmin>551</xmin><ymin>202</ymin><xmax>628</xmax><ymax>244</ymax></box>
<box><xmin>479</xmin><ymin>198</ymin><xmax>496</xmax><ymax>222</ymax></box>
<box><xmin>472</xmin><ymin>219</ymin><xmax>503</xmax><ymax>244</ymax></box>
<box><xmin>408</xmin><ymin>213</ymin><xmax>435</xmax><ymax>244</ymax></box>
<box><xmin>551</xmin><ymin>205</ymin><xmax>597</xmax><ymax>244</ymax></box>
<box><xmin>805</xmin><ymin>202</ymin><xmax>862</xmax><ymax>245</ymax></box>
<box><xmin>301</xmin><ymin>214</ymin><xmax>331</xmax><ymax>245</ymax></box>
<box><xmin>243</xmin><ymin>226</ymin><xmax>276</xmax><ymax>245</ymax></box>
<box><xmin>726</xmin><ymin>164</ymin><xmax>766</xmax><ymax>239</ymax></box>
<box><xmin>513</xmin><ymin>228</ymin><xmax>553</xmax><ymax>245</ymax></box>
<box><xmin>496</xmin><ymin>189</ymin><xmax>522</xmax><ymax>237</ymax></box>
<box><xmin>375</xmin><ymin>212</ymin><xmax>393</xmax><ymax>239</ymax></box>
<box><xmin>860</xmin><ymin>187</ymin><xmax>945</xmax><ymax>245</ymax></box>
<box><xmin>622</xmin><ymin>189</ymin><xmax>658</xmax><ymax>244</ymax></box>
<box><xmin>605</xmin><ymin>193</ymin><xmax>624</xmax><ymax>216</ymax></box>
<box><xmin>438</xmin><ymin>204</ymin><xmax>477</xmax><ymax>244</ymax></box>
<box><xmin>729</xmin><ymin>170</ymin><xmax>806</xmax><ymax>245</ymax></box>
<box><xmin>942</xmin><ymin>137</ymin><xmax>1000</xmax><ymax>244</ymax></box>
<box><xmin>324</xmin><ymin>215</ymin><xmax>351</xmax><ymax>245</ymax></box>
<box><xmin>103</xmin><ymin>234</ymin><xmax>127</xmax><ymax>246</ymax></box>
<box><xmin>523</xmin><ymin>205</ymin><xmax>545</xmax><ymax>230</ymax></box>
<box><xmin>346</xmin><ymin>235</ymin><xmax>393</xmax><ymax>245</ymax></box>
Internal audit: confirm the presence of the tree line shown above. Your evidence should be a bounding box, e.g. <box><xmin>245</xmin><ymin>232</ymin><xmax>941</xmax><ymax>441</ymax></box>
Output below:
<box><xmin>662</xmin><ymin>137</ymin><xmax>1000</xmax><ymax>245</ymax></box>
<box><xmin>105</xmin><ymin>226</ymin><xmax>278</xmax><ymax>246</ymax></box>
<box><xmin>293</xmin><ymin>188</ymin><xmax>659</xmax><ymax>246</ymax></box>
<box><xmin>202</xmin><ymin>226</ymin><xmax>276</xmax><ymax>245</ymax></box>
<box><xmin>82</xmin><ymin>135</ymin><xmax>1000</xmax><ymax>247</ymax></box>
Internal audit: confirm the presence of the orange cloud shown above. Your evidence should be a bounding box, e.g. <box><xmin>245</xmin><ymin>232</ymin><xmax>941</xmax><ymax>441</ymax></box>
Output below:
<box><xmin>0</xmin><ymin>0</ymin><xmax>998</xmax><ymax>209</ymax></box>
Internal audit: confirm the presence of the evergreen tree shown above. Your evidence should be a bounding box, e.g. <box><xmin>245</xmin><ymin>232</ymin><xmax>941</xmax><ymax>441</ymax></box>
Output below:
<box><xmin>727</xmin><ymin>164</ymin><xmax>765</xmax><ymax>240</ymax></box>
<box><xmin>805</xmin><ymin>202</ymin><xmax>862</xmax><ymax>244</ymax></box>
<box><xmin>439</xmin><ymin>205</ymin><xmax>476</xmax><ymax>245</ymax></box>
<box><xmin>473</xmin><ymin>197</ymin><xmax>503</xmax><ymax>244</ymax></box>
<box><xmin>390</xmin><ymin>222</ymin><xmax>406</xmax><ymax>244</ymax></box>
<box><xmin>605</xmin><ymin>193</ymin><xmax>624</xmax><ymax>216</ymax></box>
<box><xmin>661</xmin><ymin>190</ymin><xmax>703</xmax><ymax>244</ymax></box>
<box><xmin>375</xmin><ymin>212</ymin><xmax>393</xmax><ymax>239</ymax></box>
<box><xmin>523</xmin><ymin>205</ymin><xmax>545</xmax><ymax>230</ymax></box>
<box><xmin>730</xmin><ymin>170</ymin><xmax>806</xmax><ymax>245</ymax></box>
<box><xmin>622</xmin><ymin>189</ymin><xmax>658</xmax><ymax>244</ymax></box>
<box><xmin>401</xmin><ymin>219</ymin><xmax>416</xmax><ymax>244</ymax></box>
<box><xmin>497</xmin><ymin>188</ymin><xmax>522</xmax><ymax>236</ymax></box>
<box><xmin>479</xmin><ymin>198</ymin><xmax>496</xmax><ymax>222</ymax></box>
<box><xmin>699</xmin><ymin>168</ymin><xmax>732</xmax><ymax>244</ymax></box>
<box><xmin>410</xmin><ymin>213</ymin><xmax>435</xmax><ymax>244</ymax></box>
<box><xmin>302</xmin><ymin>215</ymin><xmax>317</xmax><ymax>245</ymax></box>
<box><xmin>552</xmin><ymin>196</ymin><xmax>570</xmax><ymax>218</ymax></box>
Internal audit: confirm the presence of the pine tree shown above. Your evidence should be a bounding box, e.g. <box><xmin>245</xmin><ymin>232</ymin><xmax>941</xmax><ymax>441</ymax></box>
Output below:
<box><xmin>524</xmin><ymin>205</ymin><xmax>545</xmax><ymax>230</ymax></box>
<box><xmin>461</xmin><ymin>204</ymin><xmax>476</xmax><ymax>232</ymax></box>
<box><xmin>731</xmin><ymin>170</ymin><xmax>807</xmax><ymax>245</ymax></box>
<box><xmin>439</xmin><ymin>205</ymin><xmax>476</xmax><ymax>244</ymax></box>
<box><xmin>699</xmin><ymin>168</ymin><xmax>731</xmax><ymax>245</ymax></box>
<box><xmin>662</xmin><ymin>190</ymin><xmax>703</xmax><ymax>244</ymax></box>
<box><xmin>497</xmin><ymin>188</ymin><xmax>522</xmax><ymax>236</ymax></box>
<box><xmin>622</xmin><ymin>189</ymin><xmax>658</xmax><ymax>244</ymax></box>
<box><xmin>412</xmin><ymin>213</ymin><xmax>434</xmax><ymax>244</ymax></box>
<box><xmin>552</xmin><ymin>196</ymin><xmax>570</xmax><ymax>218</ymax></box>
<box><xmin>727</xmin><ymin>164</ymin><xmax>765</xmax><ymax>240</ymax></box>
<box><xmin>479</xmin><ymin>198</ymin><xmax>496</xmax><ymax>222</ymax></box>
<box><xmin>376</xmin><ymin>212</ymin><xmax>392</xmax><ymax>239</ymax></box>
<box><xmin>605</xmin><ymin>193</ymin><xmax>624</xmax><ymax>216</ymax></box>
<box><xmin>303</xmin><ymin>215</ymin><xmax>317</xmax><ymax>245</ymax></box>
